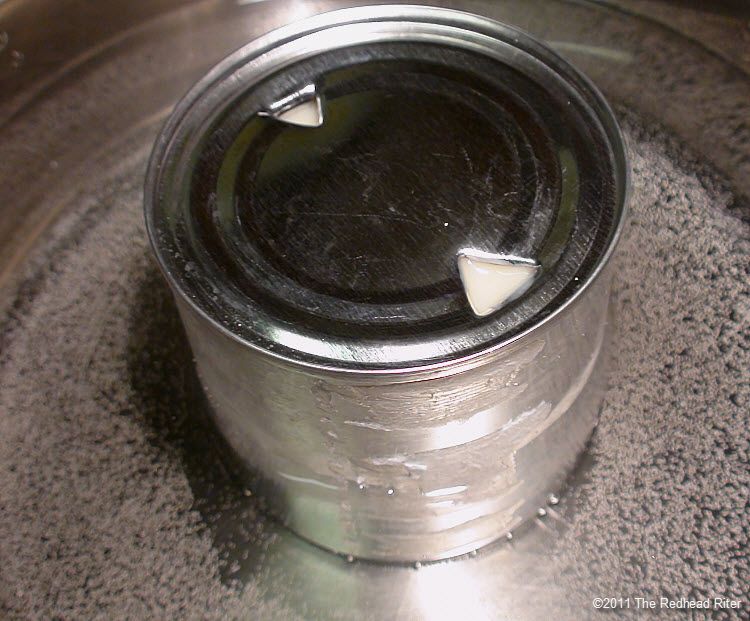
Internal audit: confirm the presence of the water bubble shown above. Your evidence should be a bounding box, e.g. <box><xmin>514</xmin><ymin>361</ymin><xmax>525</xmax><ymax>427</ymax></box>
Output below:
<box><xmin>505</xmin><ymin>532</ymin><xmax>513</xmax><ymax>541</ymax></box>
<box><xmin>469</xmin><ymin>549</ymin><xmax>477</xmax><ymax>557</ymax></box>
<box><xmin>413</xmin><ymin>561</ymin><xmax>422</xmax><ymax>569</ymax></box>
<box><xmin>386</xmin><ymin>487</ymin><xmax>396</xmax><ymax>496</ymax></box>
<box><xmin>346</xmin><ymin>554</ymin><xmax>354</xmax><ymax>563</ymax></box>
<box><xmin>537</xmin><ymin>507</ymin><xmax>547</xmax><ymax>517</ymax></box>
<box><xmin>547</xmin><ymin>493</ymin><xmax>559</xmax><ymax>506</ymax></box>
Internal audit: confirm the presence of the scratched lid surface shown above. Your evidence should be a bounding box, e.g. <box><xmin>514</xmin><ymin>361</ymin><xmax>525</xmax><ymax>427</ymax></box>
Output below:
<box><xmin>145</xmin><ymin>6</ymin><xmax>628</xmax><ymax>370</ymax></box>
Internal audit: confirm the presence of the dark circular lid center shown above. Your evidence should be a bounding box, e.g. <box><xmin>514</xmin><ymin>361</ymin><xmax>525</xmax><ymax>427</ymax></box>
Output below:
<box><xmin>238</xmin><ymin>78</ymin><xmax>543</xmax><ymax>302</ymax></box>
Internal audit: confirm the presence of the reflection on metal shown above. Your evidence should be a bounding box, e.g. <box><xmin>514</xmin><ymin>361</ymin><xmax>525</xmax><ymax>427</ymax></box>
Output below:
<box><xmin>457</xmin><ymin>250</ymin><xmax>540</xmax><ymax>316</ymax></box>
<box><xmin>548</xmin><ymin>41</ymin><xmax>634</xmax><ymax>64</ymax></box>
<box><xmin>258</xmin><ymin>83</ymin><xmax>324</xmax><ymax>127</ymax></box>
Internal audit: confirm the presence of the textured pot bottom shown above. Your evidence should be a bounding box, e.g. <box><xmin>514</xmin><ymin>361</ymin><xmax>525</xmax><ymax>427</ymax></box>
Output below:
<box><xmin>1</xmin><ymin>113</ymin><xmax>747</xmax><ymax>618</ymax></box>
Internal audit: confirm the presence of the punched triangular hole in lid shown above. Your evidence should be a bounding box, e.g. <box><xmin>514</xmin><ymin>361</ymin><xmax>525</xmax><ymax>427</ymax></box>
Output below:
<box><xmin>457</xmin><ymin>250</ymin><xmax>540</xmax><ymax>317</ymax></box>
<box><xmin>259</xmin><ymin>83</ymin><xmax>324</xmax><ymax>128</ymax></box>
<box><xmin>275</xmin><ymin>97</ymin><xmax>323</xmax><ymax>127</ymax></box>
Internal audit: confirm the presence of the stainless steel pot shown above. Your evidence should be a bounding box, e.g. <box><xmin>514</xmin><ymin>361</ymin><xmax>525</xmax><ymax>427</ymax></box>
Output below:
<box><xmin>3</xmin><ymin>0</ymin><xmax>749</xmax><ymax>619</ymax></box>
<box><xmin>144</xmin><ymin>5</ymin><xmax>628</xmax><ymax>561</ymax></box>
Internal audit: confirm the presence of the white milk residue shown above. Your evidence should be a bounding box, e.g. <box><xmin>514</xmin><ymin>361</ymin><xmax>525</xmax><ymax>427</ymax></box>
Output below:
<box><xmin>277</xmin><ymin>471</ymin><xmax>340</xmax><ymax>491</ymax></box>
<box><xmin>343</xmin><ymin>419</ymin><xmax>392</xmax><ymax>431</ymax></box>
<box><xmin>457</xmin><ymin>249</ymin><xmax>540</xmax><ymax>317</ymax></box>
<box><xmin>423</xmin><ymin>485</ymin><xmax>468</xmax><ymax>498</ymax></box>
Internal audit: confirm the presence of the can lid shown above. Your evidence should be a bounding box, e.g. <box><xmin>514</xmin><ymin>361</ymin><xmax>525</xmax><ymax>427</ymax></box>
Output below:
<box><xmin>145</xmin><ymin>5</ymin><xmax>627</xmax><ymax>371</ymax></box>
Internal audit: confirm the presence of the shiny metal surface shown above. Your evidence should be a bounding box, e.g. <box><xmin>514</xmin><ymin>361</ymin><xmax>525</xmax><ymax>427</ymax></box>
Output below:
<box><xmin>144</xmin><ymin>5</ymin><xmax>626</xmax><ymax>561</ymax></box>
<box><xmin>1</xmin><ymin>0</ymin><xmax>748</xmax><ymax>618</ymax></box>
<box><xmin>144</xmin><ymin>5</ymin><xmax>627</xmax><ymax>370</ymax></box>
<box><xmin>177</xmin><ymin>272</ymin><xmax>610</xmax><ymax>560</ymax></box>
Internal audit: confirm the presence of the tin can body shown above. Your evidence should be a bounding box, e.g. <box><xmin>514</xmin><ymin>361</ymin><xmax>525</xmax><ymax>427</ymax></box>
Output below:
<box><xmin>145</xmin><ymin>6</ymin><xmax>628</xmax><ymax>562</ymax></box>
<box><xmin>176</xmin><ymin>268</ymin><xmax>610</xmax><ymax>561</ymax></box>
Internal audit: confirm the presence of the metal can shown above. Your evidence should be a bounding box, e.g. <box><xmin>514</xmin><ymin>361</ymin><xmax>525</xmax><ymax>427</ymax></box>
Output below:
<box><xmin>144</xmin><ymin>5</ymin><xmax>628</xmax><ymax>561</ymax></box>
